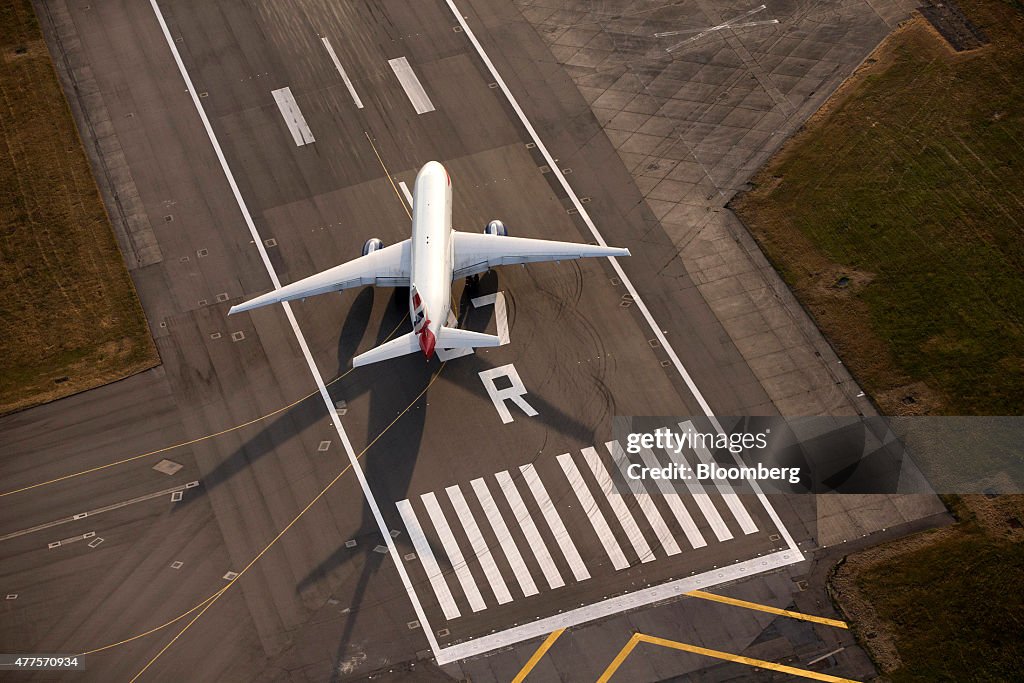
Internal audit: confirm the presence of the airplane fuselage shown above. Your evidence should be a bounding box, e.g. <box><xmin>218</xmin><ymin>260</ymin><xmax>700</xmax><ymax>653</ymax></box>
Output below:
<box><xmin>408</xmin><ymin>161</ymin><xmax>453</xmax><ymax>360</ymax></box>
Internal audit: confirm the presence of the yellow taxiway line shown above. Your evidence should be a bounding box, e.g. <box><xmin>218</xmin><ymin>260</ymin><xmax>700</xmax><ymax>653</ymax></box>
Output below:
<box><xmin>597</xmin><ymin>633</ymin><xmax>861</xmax><ymax>683</ymax></box>
<box><xmin>512</xmin><ymin>628</ymin><xmax>566</xmax><ymax>682</ymax></box>
<box><xmin>687</xmin><ymin>589</ymin><xmax>849</xmax><ymax>629</ymax></box>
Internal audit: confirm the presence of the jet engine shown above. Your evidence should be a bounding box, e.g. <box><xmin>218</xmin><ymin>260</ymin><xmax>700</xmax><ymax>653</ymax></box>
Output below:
<box><xmin>483</xmin><ymin>219</ymin><xmax>508</xmax><ymax>236</ymax></box>
<box><xmin>362</xmin><ymin>238</ymin><xmax>383</xmax><ymax>256</ymax></box>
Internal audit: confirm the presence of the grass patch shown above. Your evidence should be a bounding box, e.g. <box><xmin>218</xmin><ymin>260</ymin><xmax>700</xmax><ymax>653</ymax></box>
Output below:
<box><xmin>732</xmin><ymin>0</ymin><xmax>1024</xmax><ymax>415</ymax></box>
<box><xmin>831</xmin><ymin>495</ymin><xmax>1024</xmax><ymax>681</ymax></box>
<box><xmin>0</xmin><ymin>0</ymin><xmax>157</xmax><ymax>414</ymax></box>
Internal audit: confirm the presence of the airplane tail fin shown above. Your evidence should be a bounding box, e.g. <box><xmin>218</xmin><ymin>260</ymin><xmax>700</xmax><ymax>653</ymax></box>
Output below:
<box><xmin>436</xmin><ymin>327</ymin><xmax>501</xmax><ymax>349</ymax></box>
<box><xmin>352</xmin><ymin>332</ymin><xmax>420</xmax><ymax>367</ymax></box>
<box><xmin>351</xmin><ymin>327</ymin><xmax>500</xmax><ymax>367</ymax></box>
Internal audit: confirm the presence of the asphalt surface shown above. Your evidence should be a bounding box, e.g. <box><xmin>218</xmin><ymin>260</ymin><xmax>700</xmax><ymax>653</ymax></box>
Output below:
<box><xmin>1</xmin><ymin>0</ymin><xmax>945</xmax><ymax>680</ymax></box>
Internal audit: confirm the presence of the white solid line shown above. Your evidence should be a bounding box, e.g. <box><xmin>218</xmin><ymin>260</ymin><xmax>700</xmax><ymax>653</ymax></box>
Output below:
<box><xmin>399</xmin><ymin>180</ymin><xmax>414</xmax><ymax>208</ymax></box>
<box><xmin>556</xmin><ymin>453</ymin><xmax>630</xmax><ymax>570</ymax></box>
<box><xmin>149</xmin><ymin>0</ymin><xmax>441</xmax><ymax>657</ymax></box>
<box><xmin>422</xmin><ymin>492</ymin><xmax>487</xmax><ymax>613</ymax></box>
<box><xmin>433</xmin><ymin>548</ymin><xmax>798</xmax><ymax>664</ymax></box>
<box><xmin>388</xmin><ymin>56</ymin><xmax>435</xmax><ymax>114</ymax></box>
<box><xmin>446</xmin><ymin>485</ymin><xmax>513</xmax><ymax>604</ymax></box>
<box><xmin>605</xmin><ymin>441</ymin><xmax>681</xmax><ymax>557</ymax></box>
<box><xmin>0</xmin><ymin>482</ymin><xmax>193</xmax><ymax>542</ymax></box>
<box><xmin>637</xmin><ymin>448</ymin><xmax>707</xmax><ymax>549</ymax></box>
<box><xmin>396</xmin><ymin>500</ymin><xmax>461</xmax><ymax>620</ymax></box>
<box><xmin>679</xmin><ymin>421</ymin><xmax>758</xmax><ymax>535</ymax></box>
<box><xmin>271</xmin><ymin>86</ymin><xmax>315</xmax><ymax>146</ymax></box>
<box><xmin>580</xmin><ymin>447</ymin><xmax>655</xmax><ymax>563</ymax></box>
<box><xmin>441</xmin><ymin>0</ymin><xmax>800</xmax><ymax>554</ymax></box>
<box><xmin>320</xmin><ymin>36</ymin><xmax>364</xmax><ymax>109</ymax></box>
<box><xmin>494</xmin><ymin>471</ymin><xmax>564</xmax><ymax>589</ymax></box>
<box><xmin>519</xmin><ymin>464</ymin><xmax>590</xmax><ymax>582</ymax></box>
<box><xmin>663</xmin><ymin>445</ymin><xmax>734</xmax><ymax>542</ymax></box>
<box><xmin>470</xmin><ymin>478</ymin><xmax>539</xmax><ymax>597</ymax></box>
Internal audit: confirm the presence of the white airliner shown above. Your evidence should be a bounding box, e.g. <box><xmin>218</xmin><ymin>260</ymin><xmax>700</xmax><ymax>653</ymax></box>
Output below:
<box><xmin>229</xmin><ymin>161</ymin><xmax>629</xmax><ymax>366</ymax></box>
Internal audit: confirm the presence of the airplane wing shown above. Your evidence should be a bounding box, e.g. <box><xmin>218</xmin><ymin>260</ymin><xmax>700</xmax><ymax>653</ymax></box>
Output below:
<box><xmin>451</xmin><ymin>231</ymin><xmax>629</xmax><ymax>279</ymax></box>
<box><xmin>229</xmin><ymin>240</ymin><xmax>411</xmax><ymax>314</ymax></box>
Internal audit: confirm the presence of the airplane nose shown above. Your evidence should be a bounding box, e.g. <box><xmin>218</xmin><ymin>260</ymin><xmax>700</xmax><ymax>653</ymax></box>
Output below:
<box><xmin>419</xmin><ymin>329</ymin><xmax>436</xmax><ymax>360</ymax></box>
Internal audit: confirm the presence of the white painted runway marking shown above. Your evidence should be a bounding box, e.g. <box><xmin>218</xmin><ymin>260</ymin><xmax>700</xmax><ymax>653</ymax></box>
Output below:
<box><xmin>0</xmin><ymin>482</ymin><xmax>198</xmax><ymax>542</ymax></box>
<box><xmin>396</xmin><ymin>500</ymin><xmax>460</xmax><ymax>620</ymax></box>
<box><xmin>663</xmin><ymin>445</ymin><xmax>734</xmax><ymax>542</ymax></box>
<box><xmin>399</xmin><ymin>180</ymin><xmax>414</xmax><ymax>207</ymax></box>
<box><xmin>557</xmin><ymin>453</ymin><xmax>629</xmax><ymax>570</ymax></box>
<box><xmin>520</xmin><ymin>464</ymin><xmax>590</xmax><ymax>581</ymax></box>
<box><xmin>443</xmin><ymin>0</ymin><xmax>801</xmax><ymax>570</ymax></box>
<box><xmin>479</xmin><ymin>364</ymin><xmax>537</xmax><ymax>424</ymax></box>
<box><xmin>446</xmin><ymin>485</ymin><xmax>513</xmax><ymax>605</ymax></box>
<box><xmin>320</xmin><ymin>36</ymin><xmax>364</xmax><ymax>108</ymax></box>
<box><xmin>271</xmin><ymin>86</ymin><xmax>315</xmax><ymax>146</ymax></box>
<box><xmin>470</xmin><ymin>292</ymin><xmax>511</xmax><ymax>345</ymax></box>
<box><xmin>637</xmin><ymin>447</ymin><xmax>707</xmax><ymax>549</ymax></box>
<box><xmin>605</xmin><ymin>441</ymin><xmax>681</xmax><ymax>557</ymax></box>
<box><xmin>679</xmin><ymin>421</ymin><xmax>758</xmax><ymax>535</ymax></box>
<box><xmin>421</xmin><ymin>492</ymin><xmax>486</xmax><ymax>613</ymax></box>
<box><xmin>495</xmin><ymin>470</ymin><xmax>564</xmax><ymax>589</ymax></box>
<box><xmin>581</xmin><ymin>447</ymin><xmax>654</xmax><ymax>563</ymax></box>
<box><xmin>471</xmin><ymin>478</ymin><xmax>539</xmax><ymax>597</ymax></box>
<box><xmin>388</xmin><ymin>56</ymin><xmax>435</xmax><ymax>114</ymax></box>
<box><xmin>150</xmin><ymin>0</ymin><xmax>440</xmax><ymax>657</ymax></box>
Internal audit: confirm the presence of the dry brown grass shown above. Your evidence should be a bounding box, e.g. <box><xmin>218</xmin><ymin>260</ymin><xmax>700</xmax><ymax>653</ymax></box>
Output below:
<box><xmin>0</xmin><ymin>0</ymin><xmax>157</xmax><ymax>415</ymax></box>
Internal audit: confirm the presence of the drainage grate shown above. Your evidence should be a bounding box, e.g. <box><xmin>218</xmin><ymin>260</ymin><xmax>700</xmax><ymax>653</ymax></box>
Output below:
<box><xmin>171</xmin><ymin>491</ymin><xmax>183</xmax><ymax>502</ymax></box>
<box><xmin>171</xmin><ymin>561</ymin><xmax>184</xmax><ymax>569</ymax></box>
<box><xmin>216</xmin><ymin>292</ymin><xmax>229</xmax><ymax>302</ymax></box>
<box><xmin>264</xmin><ymin>238</ymin><xmax>277</xmax><ymax>247</ymax></box>
<box><xmin>318</xmin><ymin>440</ymin><xmax>331</xmax><ymax>452</ymax></box>
<box><xmin>223</xmin><ymin>571</ymin><xmax>239</xmax><ymax>581</ymax></box>
<box><xmin>407</xmin><ymin>620</ymin><xmax>420</xmax><ymax>630</ymax></box>
<box><xmin>231</xmin><ymin>331</ymin><xmax>245</xmax><ymax>342</ymax></box>
<box><xmin>210</xmin><ymin>332</ymin><xmax>222</xmax><ymax>340</ymax></box>
<box><xmin>197</xmin><ymin>248</ymin><xmax>209</xmax><ymax>257</ymax></box>
<box><xmin>344</xmin><ymin>539</ymin><xmax>358</xmax><ymax>548</ymax></box>
<box><xmin>88</xmin><ymin>537</ymin><xmax>104</xmax><ymax>548</ymax></box>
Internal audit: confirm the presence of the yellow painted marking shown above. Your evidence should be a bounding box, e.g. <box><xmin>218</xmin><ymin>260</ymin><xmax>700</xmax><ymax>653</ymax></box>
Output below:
<box><xmin>512</xmin><ymin>628</ymin><xmax>565</xmax><ymax>683</ymax></box>
<box><xmin>364</xmin><ymin>131</ymin><xmax>413</xmax><ymax>220</ymax></box>
<box><xmin>0</xmin><ymin>316</ymin><xmax>407</xmax><ymax>500</ymax></box>
<box><xmin>687</xmin><ymin>590</ymin><xmax>849</xmax><ymax>629</ymax></box>
<box><xmin>598</xmin><ymin>634</ymin><xmax>861</xmax><ymax>683</ymax></box>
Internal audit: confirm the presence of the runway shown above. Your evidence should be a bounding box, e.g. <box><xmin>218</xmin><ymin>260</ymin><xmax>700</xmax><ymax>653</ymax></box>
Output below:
<box><xmin>1</xmin><ymin>0</ymin><xmax>943</xmax><ymax>680</ymax></box>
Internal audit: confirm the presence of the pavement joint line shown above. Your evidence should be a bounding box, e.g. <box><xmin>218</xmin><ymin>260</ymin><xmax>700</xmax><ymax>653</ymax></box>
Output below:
<box><xmin>686</xmin><ymin>589</ymin><xmax>849</xmax><ymax>629</ymax></box>
<box><xmin>511</xmin><ymin>628</ymin><xmax>565</xmax><ymax>683</ymax></box>
<box><xmin>0</xmin><ymin>482</ymin><xmax>196</xmax><ymax>543</ymax></box>
<box><xmin>144</xmin><ymin>2</ymin><xmax>438</xmax><ymax>678</ymax></box>
<box><xmin>596</xmin><ymin>633</ymin><xmax>862</xmax><ymax>683</ymax></box>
